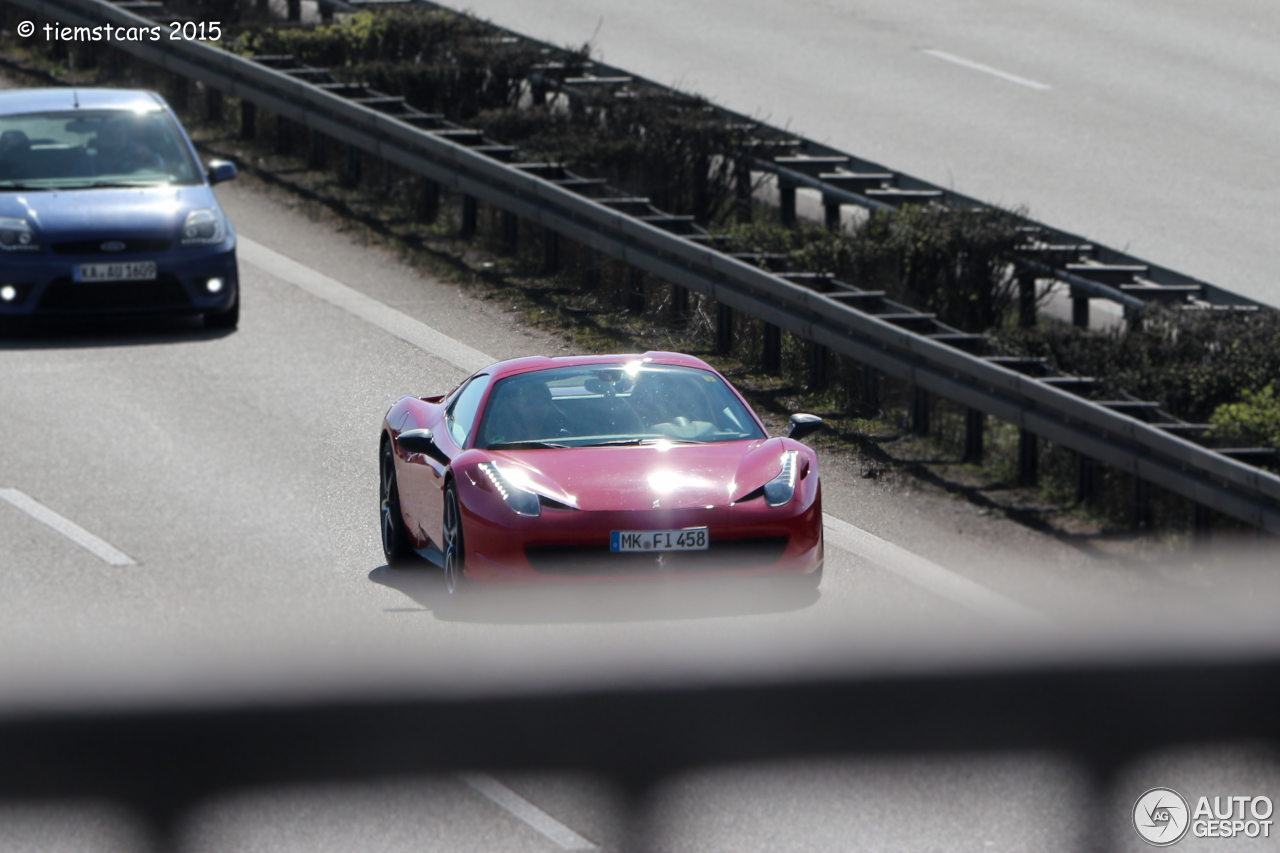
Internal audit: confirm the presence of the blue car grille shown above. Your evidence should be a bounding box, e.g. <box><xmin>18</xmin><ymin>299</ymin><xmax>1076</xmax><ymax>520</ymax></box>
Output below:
<box><xmin>52</xmin><ymin>239</ymin><xmax>173</xmax><ymax>255</ymax></box>
<box><xmin>36</xmin><ymin>275</ymin><xmax>192</xmax><ymax>313</ymax></box>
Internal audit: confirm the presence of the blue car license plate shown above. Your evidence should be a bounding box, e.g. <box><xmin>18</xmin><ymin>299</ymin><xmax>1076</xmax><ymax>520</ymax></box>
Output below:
<box><xmin>74</xmin><ymin>261</ymin><xmax>157</xmax><ymax>282</ymax></box>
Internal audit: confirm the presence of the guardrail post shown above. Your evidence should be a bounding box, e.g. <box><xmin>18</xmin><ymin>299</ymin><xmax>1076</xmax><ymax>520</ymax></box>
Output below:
<box><xmin>541</xmin><ymin>227</ymin><xmax>558</xmax><ymax>273</ymax></box>
<box><xmin>735</xmin><ymin>159</ymin><xmax>752</xmax><ymax>223</ymax></box>
<box><xmin>1191</xmin><ymin>503</ymin><xmax>1212</xmax><ymax>542</ymax></box>
<box><xmin>911</xmin><ymin>386</ymin><xmax>930</xmax><ymax>435</ymax></box>
<box><xmin>170</xmin><ymin>77</ymin><xmax>188</xmax><ymax>113</ymax></box>
<box><xmin>345</xmin><ymin>144</ymin><xmax>361</xmax><ymax>186</ymax></box>
<box><xmin>1018</xmin><ymin>272</ymin><xmax>1037</xmax><ymax>328</ymax></box>
<box><xmin>627</xmin><ymin>267</ymin><xmax>645</xmax><ymax>314</ymax></box>
<box><xmin>1018</xmin><ymin>429</ymin><xmax>1038</xmax><ymax>486</ymax></box>
<box><xmin>671</xmin><ymin>285</ymin><xmax>688</xmax><ymax>321</ymax></box>
<box><xmin>716</xmin><ymin>304</ymin><xmax>733</xmax><ymax>354</ymax></box>
<box><xmin>501</xmin><ymin>211</ymin><xmax>519</xmax><ymax>250</ymax></box>
<box><xmin>461</xmin><ymin>195</ymin><xmax>478</xmax><ymax>237</ymax></box>
<box><xmin>762</xmin><ymin>324</ymin><xmax>782</xmax><ymax>371</ymax></box>
<box><xmin>964</xmin><ymin>408</ymin><xmax>984</xmax><ymax>462</ymax></box>
<box><xmin>1072</xmin><ymin>290</ymin><xmax>1090</xmax><ymax>328</ymax></box>
<box><xmin>824</xmin><ymin>200</ymin><xmax>840</xmax><ymax>231</ymax></box>
<box><xmin>417</xmin><ymin>179</ymin><xmax>439</xmax><ymax>223</ymax></box>
<box><xmin>205</xmin><ymin>87</ymin><xmax>223</xmax><ymax>123</ymax></box>
<box><xmin>275</xmin><ymin>116</ymin><xmax>292</xmax><ymax>155</ymax></box>
<box><xmin>287</xmin><ymin>0</ymin><xmax>301</xmax><ymax>21</ymax></box>
<box><xmin>693</xmin><ymin>151</ymin><xmax>710</xmax><ymax>223</ymax></box>
<box><xmin>861</xmin><ymin>364</ymin><xmax>879</xmax><ymax>410</ymax></box>
<box><xmin>1133</xmin><ymin>476</ymin><xmax>1150</xmax><ymax>529</ymax></box>
<box><xmin>308</xmin><ymin>130</ymin><xmax>325</xmax><ymax>169</ymax></box>
<box><xmin>240</xmin><ymin>100</ymin><xmax>256</xmax><ymax>140</ymax></box>
<box><xmin>780</xmin><ymin>180</ymin><xmax>797</xmax><ymax>227</ymax></box>
<box><xmin>1075</xmin><ymin>452</ymin><xmax>1094</xmax><ymax>505</ymax></box>
<box><xmin>808</xmin><ymin>342</ymin><xmax>828</xmax><ymax>388</ymax></box>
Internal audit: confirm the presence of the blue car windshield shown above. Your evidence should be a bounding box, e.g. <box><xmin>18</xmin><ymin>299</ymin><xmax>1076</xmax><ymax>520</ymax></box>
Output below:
<box><xmin>477</xmin><ymin>363</ymin><xmax>768</xmax><ymax>448</ymax></box>
<box><xmin>0</xmin><ymin>108</ymin><xmax>201</xmax><ymax>188</ymax></box>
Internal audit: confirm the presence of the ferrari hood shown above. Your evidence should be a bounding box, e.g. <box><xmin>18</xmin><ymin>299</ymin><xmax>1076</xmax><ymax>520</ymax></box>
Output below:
<box><xmin>487</xmin><ymin>438</ymin><xmax>789</xmax><ymax>512</ymax></box>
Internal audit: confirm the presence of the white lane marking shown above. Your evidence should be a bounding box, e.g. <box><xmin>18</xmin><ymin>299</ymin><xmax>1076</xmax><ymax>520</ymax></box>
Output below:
<box><xmin>823</xmin><ymin>514</ymin><xmax>1052</xmax><ymax>631</ymax></box>
<box><xmin>0</xmin><ymin>488</ymin><xmax>137</xmax><ymax>566</ymax></box>
<box><xmin>460</xmin><ymin>773</ymin><xmax>598</xmax><ymax>850</ymax></box>
<box><xmin>238</xmin><ymin>236</ymin><xmax>492</xmax><ymax>375</ymax></box>
<box><xmin>922</xmin><ymin>49</ymin><xmax>1051</xmax><ymax>91</ymax></box>
<box><xmin>241</xmin><ymin>235</ymin><xmax>1051</xmax><ymax>629</ymax></box>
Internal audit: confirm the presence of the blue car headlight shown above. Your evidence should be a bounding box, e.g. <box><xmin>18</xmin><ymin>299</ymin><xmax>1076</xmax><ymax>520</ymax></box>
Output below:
<box><xmin>181</xmin><ymin>208</ymin><xmax>225</xmax><ymax>247</ymax></box>
<box><xmin>0</xmin><ymin>218</ymin><xmax>39</xmax><ymax>252</ymax></box>
<box><xmin>762</xmin><ymin>450</ymin><xmax>800</xmax><ymax>507</ymax></box>
<box><xmin>478</xmin><ymin>462</ymin><xmax>542</xmax><ymax>517</ymax></box>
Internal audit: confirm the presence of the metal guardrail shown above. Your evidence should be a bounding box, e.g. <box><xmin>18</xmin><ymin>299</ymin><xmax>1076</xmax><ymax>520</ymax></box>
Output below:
<box><xmin>1</xmin><ymin>653</ymin><xmax>1279</xmax><ymax>851</ymax></box>
<box><xmin>4</xmin><ymin>0</ymin><xmax>1279</xmax><ymax>534</ymax></box>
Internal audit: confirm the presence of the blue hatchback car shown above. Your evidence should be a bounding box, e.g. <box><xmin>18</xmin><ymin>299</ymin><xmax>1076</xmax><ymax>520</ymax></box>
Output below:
<box><xmin>0</xmin><ymin>88</ymin><xmax>239</xmax><ymax>328</ymax></box>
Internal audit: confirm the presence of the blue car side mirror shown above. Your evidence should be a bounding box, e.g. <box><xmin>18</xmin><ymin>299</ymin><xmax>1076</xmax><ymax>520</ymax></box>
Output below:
<box><xmin>207</xmin><ymin>160</ymin><xmax>238</xmax><ymax>185</ymax></box>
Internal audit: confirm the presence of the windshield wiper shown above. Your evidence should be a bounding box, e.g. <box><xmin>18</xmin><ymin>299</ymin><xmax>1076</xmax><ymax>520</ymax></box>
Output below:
<box><xmin>80</xmin><ymin>180</ymin><xmax>168</xmax><ymax>189</ymax></box>
<box><xmin>0</xmin><ymin>182</ymin><xmax>53</xmax><ymax>191</ymax></box>
<box><xmin>577</xmin><ymin>437</ymin><xmax>701</xmax><ymax>447</ymax></box>
<box><xmin>485</xmin><ymin>441</ymin><xmax>570</xmax><ymax>450</ymax></box>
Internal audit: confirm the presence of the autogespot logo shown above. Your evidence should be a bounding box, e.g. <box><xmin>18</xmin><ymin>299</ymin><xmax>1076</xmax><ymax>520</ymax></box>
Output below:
<box><xmin>1134</xmin><ymin>788</ymin><xmax>1191</xmax><ymax>846</ymax></box>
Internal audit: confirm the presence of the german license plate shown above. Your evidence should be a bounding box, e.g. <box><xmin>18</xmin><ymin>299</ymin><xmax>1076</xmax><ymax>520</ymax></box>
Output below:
<box><xmin>74</xmin><ymin>261</ymin><xmax>157</xmax><ymax>282</ymax></box>
<box><xmin>611</xmin><ymin>528</ymin><xmax>709</xmax><ymax>552</ymax></box>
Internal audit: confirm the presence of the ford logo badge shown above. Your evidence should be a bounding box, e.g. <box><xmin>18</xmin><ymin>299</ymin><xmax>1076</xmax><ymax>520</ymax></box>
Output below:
<box><xmin>100</xmin><ymin>240</ymin><xmax>127</xmax><ymax>253</ymax></box>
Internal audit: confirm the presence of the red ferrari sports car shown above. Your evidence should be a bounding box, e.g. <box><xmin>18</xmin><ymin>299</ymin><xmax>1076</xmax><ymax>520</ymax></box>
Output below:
<box><xmin>379</xmin><ymin>352</ymin><xmax>824</xmax><ymax>592</ymax></box>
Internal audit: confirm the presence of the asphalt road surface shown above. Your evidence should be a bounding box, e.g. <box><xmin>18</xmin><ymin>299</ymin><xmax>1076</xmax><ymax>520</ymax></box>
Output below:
<box><xmin>3</xmin><ymin>54</ymin><xmax>1280</xmax><ymax>853</ymax></box>
<box><xmin>451</xmin><ymin>0</ymin><xmax>1280</xmax><ymax>310</ymax></box>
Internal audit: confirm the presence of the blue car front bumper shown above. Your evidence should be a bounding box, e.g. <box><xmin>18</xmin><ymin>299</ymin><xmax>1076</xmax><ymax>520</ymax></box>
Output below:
<box><xmin>0</xmin><ymin>236</ymin><xmax>237</xmax><ymax>317</ymax></box>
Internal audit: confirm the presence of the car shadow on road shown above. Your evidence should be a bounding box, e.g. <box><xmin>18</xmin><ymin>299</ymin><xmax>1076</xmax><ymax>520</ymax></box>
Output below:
<box><xmin>0</xmin><ymin>315</ymin><xmax>233</xmax><ymax>349</ymax></box>
<box><xmin>368</xmin><ymin>564</ymin><xmax>820</xmax><ymax>624</ymax></box>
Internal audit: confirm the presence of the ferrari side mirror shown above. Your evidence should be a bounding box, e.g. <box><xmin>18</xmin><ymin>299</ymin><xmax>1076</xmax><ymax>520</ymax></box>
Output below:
<box><xmin>398</xmin><ymin>428</ymin><xmax>446</xmax><ymax>463</ymax></box>
<box><xmin>787</xmin><ymin>413</ymin><xmax>823</xmax><ymax>442</ymax></box>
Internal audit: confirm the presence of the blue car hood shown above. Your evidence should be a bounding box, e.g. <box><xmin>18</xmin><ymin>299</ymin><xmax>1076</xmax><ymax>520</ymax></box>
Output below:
<box><xmin>0</xmin><ymin>185</ymin><xmax>219</xmax><ymax>241</ymax></box>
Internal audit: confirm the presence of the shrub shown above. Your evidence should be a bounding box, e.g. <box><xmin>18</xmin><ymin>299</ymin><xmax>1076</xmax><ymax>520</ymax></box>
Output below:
<box><xmin>718</xmin><ymin>206</ymin><xmax>1024</xmax><ymax>332</ymax></box>
<box><xmin>1210</xmin><ymin>385</ymin><xmax>1280</xmax><ymax>449</ymax></box>
<box><xmin>995</xmin><ymin>306</ymin><xmax>1280</xmax><ymax>423</ymax></box>
<box><xmin>238</xmin><ymin>10</ymin><xmax>543</xmax><ymax>118</ymax></box>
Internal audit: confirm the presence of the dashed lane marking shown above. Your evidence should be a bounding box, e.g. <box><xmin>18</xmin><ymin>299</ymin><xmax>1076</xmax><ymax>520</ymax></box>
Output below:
<box><xmin>460</xmin><ymin>773</ymin><xmax>598</xmax><ymax>850</ymax></box>
<box><xmin>238</xmin><ymin>236</ymin><xmax>491</xmax><ymax>375</ymax></box>
<box><xmin>0</xmin><ymin>488</ymin><xmax>136</xmax><ymax>566</ymax></box>
<box><xmin>922</xmin><ymin>49</ymin><xmax>1052</xmax><ymax>91</ymax></box>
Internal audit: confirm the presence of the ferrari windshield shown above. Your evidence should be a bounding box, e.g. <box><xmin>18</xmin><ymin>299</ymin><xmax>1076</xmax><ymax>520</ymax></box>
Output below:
<box><xmin>0</xmin><ymin>108</ymin><xmax>201</xmax><ymax>188</ymax></box>
<box><xmin>477</xmin><ymin>363</ymin><xmax>767</xmax><ymax>448</ymax></box>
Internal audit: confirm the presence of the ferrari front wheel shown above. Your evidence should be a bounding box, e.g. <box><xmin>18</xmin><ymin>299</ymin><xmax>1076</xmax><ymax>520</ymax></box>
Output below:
<box><xmin>380</xmin><ymin>442</ymin><xmax>414</xmax><ymax>565</ymax></box>
<box><xmin>442</xmin><ymin>481</ymin><xmax>466</xmax><ymax>594</ymax></box>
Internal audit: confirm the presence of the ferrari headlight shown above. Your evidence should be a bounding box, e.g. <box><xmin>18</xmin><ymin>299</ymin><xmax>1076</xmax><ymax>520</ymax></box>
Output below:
<box><xmin>0</xmin><ymin>217</ymin><xmax>39</xmax><ymax>252</ymax></box>
<box><xmin>763</xmin><ymin>450</ymin><xmax>800</xmax><ymax>507</ymax></box>
<box><xmin>181</xmin><ymin>208</ymin><xmax>225</xmax><ymax>246</ymax></box>
<box><xmin>478</xmin><ymin>462</ymin><xmax>541</xmax><ymax>517</ymax></box>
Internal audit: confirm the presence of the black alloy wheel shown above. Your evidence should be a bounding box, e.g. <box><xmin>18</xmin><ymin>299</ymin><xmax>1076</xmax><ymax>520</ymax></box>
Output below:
<box><xmin>442</xmin><ymin>482</ymin><xmax>466</xmax><ymax>594</ymax></box>
<box><xmin>380</xmin><ymin>442</ymin><xmax>414</xmax><ymax>565</ymax></box>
